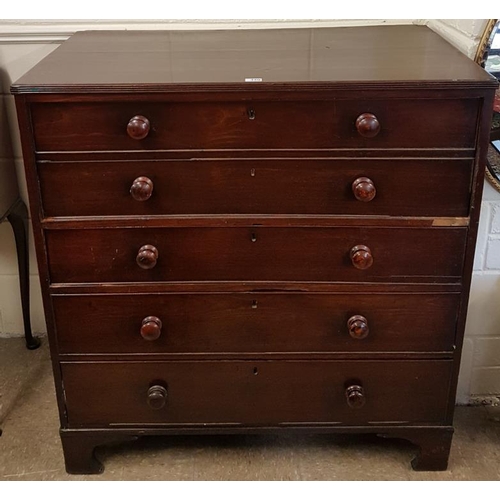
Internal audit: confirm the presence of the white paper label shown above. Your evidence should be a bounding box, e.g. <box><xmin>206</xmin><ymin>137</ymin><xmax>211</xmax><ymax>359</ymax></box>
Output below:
<box><xmin>245</xmin><ymin>77</ymin><xmax>263</xmax><ymax>82</ymax></box>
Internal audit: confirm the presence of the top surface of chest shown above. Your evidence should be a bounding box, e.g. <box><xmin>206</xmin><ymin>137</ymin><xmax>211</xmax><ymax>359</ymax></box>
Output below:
<box><xmin>10</xmin><ymin>25</ymin><xmax>496</xmax><ymax>94</ymax></box>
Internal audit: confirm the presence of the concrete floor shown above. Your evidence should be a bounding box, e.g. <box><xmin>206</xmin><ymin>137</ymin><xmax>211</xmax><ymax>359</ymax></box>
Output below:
<box><xmin>1</xmin><ymin>337</ymin><xmax>500</xmax><ymax>480</ymax></box>
<box><xmin>0</xmin><ymin>337</ymin><xmax>47</xmax><ymax>426</ymax></box>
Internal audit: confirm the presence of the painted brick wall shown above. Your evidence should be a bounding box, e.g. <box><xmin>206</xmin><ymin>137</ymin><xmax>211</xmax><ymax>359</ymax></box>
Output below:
<box><xmin>458</xmin><ymin>181</ymin><xmax>500</xmax><ymax>404</ymax></box>
<box><xmin>427</xmin><ymin>19</ymin><xmax>489</xmax><ymax>57</ymax></box>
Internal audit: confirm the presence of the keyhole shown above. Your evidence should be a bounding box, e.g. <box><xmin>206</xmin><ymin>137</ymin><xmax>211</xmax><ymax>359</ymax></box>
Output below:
<box><xmin>251</xmin><ymin>233</ymin><xmax>257</xmax><ymax>242</ymax></box>
<box><xmin>252</xmin><ymin>300</ymin><xmax>258</xmax><ymax>309</ymax></box>
<box><xmin>248</xmin><ymin>108</ymin><xmax>256</xmax><ymax>120</ymax></box>
<box><xmin>253</xmin><ymin>367</ymin><xmax>259</xmax><ymax>375</ymax></box>
<box><xmin>250</xmin><ymin>168</ymin><xmax>256</xmax><ymax>177</ymax></box>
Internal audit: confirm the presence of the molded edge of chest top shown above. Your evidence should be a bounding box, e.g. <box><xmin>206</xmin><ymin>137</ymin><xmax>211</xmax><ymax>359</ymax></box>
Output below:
<box><xmin>10</xmin><ymin>26</ymin><xmax>497</xmax><ymax>94</ymax></box>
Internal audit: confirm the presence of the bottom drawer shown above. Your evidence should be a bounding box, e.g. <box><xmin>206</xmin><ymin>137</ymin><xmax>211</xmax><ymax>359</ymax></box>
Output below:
<box><xmin>61</xmin><ymin>360</ymin><xmax>452</xmax><ymax>427</ymax></box>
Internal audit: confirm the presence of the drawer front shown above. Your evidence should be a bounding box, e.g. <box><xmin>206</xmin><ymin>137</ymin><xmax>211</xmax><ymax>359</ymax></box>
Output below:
<box><xmin>61</xmin><ymin>360</ymin><xmax>452</xmax><ymax>426</ymax></box>
<box><xmin>46</xmin><ymin>227</ymin><xmax>467</xmax><ymax>284</ymax></box>
<box><xmin>53</xmin><ymin>293</ymin><xmax>460</xmax><ymax>354</ymax></box>
<box><xmin>39</xmin><ymin>159</ymin><xmax>473</xmax><ymax>218</ymax></box>
<box><xmin>31</xmin><ymin>98</ymin><xmax>478</xmax><ymax>151</ymax></box>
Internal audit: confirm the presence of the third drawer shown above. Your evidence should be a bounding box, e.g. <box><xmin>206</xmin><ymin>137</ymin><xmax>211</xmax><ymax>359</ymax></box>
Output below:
<box><xmin>52</xmin><ymin>292</ymin><xmax>460</xmax><ymax>354</ymax></box>
<box><xmin>45</xmin><ymin>227</ymin><xmax>467</xmax><ymax>284</ymax></box>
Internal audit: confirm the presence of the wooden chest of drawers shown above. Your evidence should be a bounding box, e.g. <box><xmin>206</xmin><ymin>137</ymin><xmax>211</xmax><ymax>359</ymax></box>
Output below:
<box><xmin>11</xmin><ymin>26</ymin><xmax>497</xmax><ymax>474</ymax></box>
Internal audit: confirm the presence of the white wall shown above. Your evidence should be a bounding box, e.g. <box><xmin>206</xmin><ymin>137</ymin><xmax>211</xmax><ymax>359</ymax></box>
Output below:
<box><xmin>0</xmin><ymin>19</ymin><xmax>498</xmax><ymax>404</ymax></box>
<box><xmin>460</xmin><ymin>182</ymin><xmax>500</xmax><ymax>404</ymax></box>
<box><xmin>427</xmin><ymin>20</ymin><xmax>490</xmax><ymax>58</ymax></box>
<box><xmin>0</xmin><ymin>42</ymin><xmax>59</xmax><ymax>336</ymax></box>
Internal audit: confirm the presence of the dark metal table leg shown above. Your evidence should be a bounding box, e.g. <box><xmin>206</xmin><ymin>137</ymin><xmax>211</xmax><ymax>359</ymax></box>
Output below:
<box><xmin>7</xmin><ymin>199</ymin><xmax>40</xmax><ymax>350</ymax></box>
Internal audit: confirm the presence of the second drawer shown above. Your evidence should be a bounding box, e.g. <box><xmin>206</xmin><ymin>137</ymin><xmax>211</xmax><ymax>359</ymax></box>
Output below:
<box><xmin>38</xmin><ymin>158</ymin><xmax>473</xmax><ymax>217</ymax></box>
<box><xmin>53</xmin><ymin>292</ymin><xmax>460</xmax><ymax>354</ymax></box>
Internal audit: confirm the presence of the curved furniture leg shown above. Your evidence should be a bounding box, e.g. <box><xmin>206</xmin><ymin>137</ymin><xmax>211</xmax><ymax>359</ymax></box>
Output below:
<box><xmin>60</xmin><ymin>430</ymin><xmax>138</xmax><ymax>474</ymax></box>
<box><xmin>378</xmin><ymin>427</ymin><xmax>454</xmax><ymax>471</ymax></box>
<box><xmin>7</xmin><ymin>199</ymin><xmax>40</xmax><ymax>350</ymax></box>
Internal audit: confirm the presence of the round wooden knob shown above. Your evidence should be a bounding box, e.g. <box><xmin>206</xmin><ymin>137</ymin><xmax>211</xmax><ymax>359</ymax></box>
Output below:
<box><xmin>136</xmin><ymin>244</ymin><xmax>158</xmax><ymax>270</ymax></box>
<box><xmin>141</xmin><ymin>316</ymin><xmax>162</xmax><ymax>341</ymax></box>
<box><xmin>346</xmin><ymin>384</ymin><xmax>366</xmax><ymax>409</ymax></box>
<box><xmin>352</xmin><ymin>177</ymin><xmax>376</xmax><ymax>202</ymax></box>
<box><xmin>347</xmin><ymin>315</ymin><xmax>369</xmax><ymax>340</ymax></box>
<box><xmin>355</xmin><ymin>113</ymin><xmax>380</xmax><ymax>138</ymax></box>
<box><xmin>130</xmin><ymin>176</ymin><xmax>154</xmax><ymax>201</ymax></box>
<box><xmin>147</xmin><ymin>384</ymin><xmax>168</xmax><ymax>410</ymax></box>
<box><xmin>350</xmin><ymin>245</ymin><xmax>373</xmax><ymax>270</ymax></box>
<box><xmin>127</xmin><ymin>115</ymin><xmax>150</xmax><ymax>140</ymax></box>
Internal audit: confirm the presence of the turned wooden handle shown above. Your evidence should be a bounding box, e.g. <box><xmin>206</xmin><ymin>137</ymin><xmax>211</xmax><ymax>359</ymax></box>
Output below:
<box><xmin>350</xmin><ymin>245</ymin><xmax>373</xmax><ymax>270</ymax></box>
<box><xmin>352</xmin><ymin>177</ymin><xmax>376</xmax><ymax>202</ymax></box>
<box><xmin>347</xmin><ymin>315</ymin><xmax>369</xmax><ymax>340</ymax></box>
<box><xmin>127</xmin><ymin>115</ymin><xmax>151</xmax><ymax>140</ymax></box>
<box><xmin>345</xmin><ymin>384</ymin><xmax>366</xmax><ymax>409</ymax></box>
<box><xmin>355</xmin><ymin>113</ymin><xmax>380</xmax><ymax>138</ymax></box>
<box><xmin>130</xmin><ymin>176</ymin><xmax>154</xmax><ymax>201</ymax></box>
<box><xmin>147</xmin><ymin>384</ymin><xmax>168</xmax><ymax>409</ymax></box>
<box><xmin>141</xmin><ymin>316</ymin><xmax>163</xmax><ymax>341</ymax></box>
<box><xmin>136</xmin><ymin>244</ymin><xmax>158</xmax><ymax>270</ymax></box>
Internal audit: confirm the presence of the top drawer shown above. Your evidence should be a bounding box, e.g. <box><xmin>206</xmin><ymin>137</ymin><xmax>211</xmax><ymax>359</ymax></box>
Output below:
<box><xmin>30</xmin><ymin>98</ymin><xmax>479</xmax><ymax>152</ymax></box>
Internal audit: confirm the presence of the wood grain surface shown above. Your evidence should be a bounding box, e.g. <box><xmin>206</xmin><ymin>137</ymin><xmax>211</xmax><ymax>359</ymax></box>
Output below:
<box><xmin>44</xmin><ymin>227</ymin><xmax>467</xmax><ymax>284</ymax></box>
<box><xmin>38</xmin><ymin>158</ymin><xmax>474</xmax><ymax>218</ymax></box>
<box><xmin>11</xmin><ymin>26</ymin><xmax>496</xmax><ymax>93</ymax></box>
<box><xmin>52</xmin><ymin>292</ymin><xmax>461</xmax><ymax>354</ymax></box>
<box><xmin>30</xmin><ymin>97</ymin><xmax>479</xmax><ymax>151</ymax></box>
<box><xmin>10</xmin><ymin>25</ymin><xmax>498</xmax><ymax>473</ymax></box>
<box><xmin>61</xmin><ymin>359</ymin><xmax>453</xmax><ymax>426</ymax></box>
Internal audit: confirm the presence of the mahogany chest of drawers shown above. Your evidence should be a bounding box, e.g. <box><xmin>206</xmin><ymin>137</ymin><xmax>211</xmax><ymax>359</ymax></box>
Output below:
<box><xmin>11</xmin><ymin>26</ymin><xmax>497</xmax><ymax>473</ymax></box>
